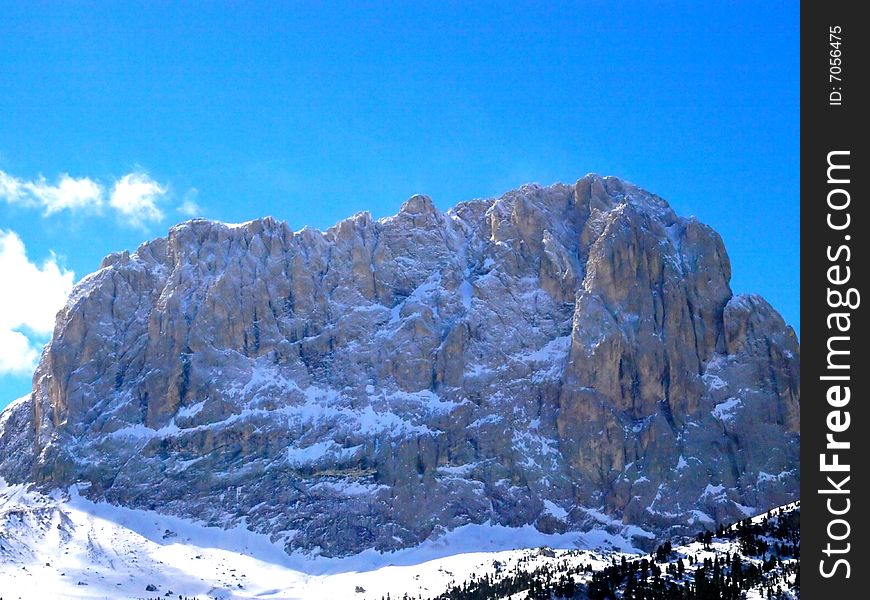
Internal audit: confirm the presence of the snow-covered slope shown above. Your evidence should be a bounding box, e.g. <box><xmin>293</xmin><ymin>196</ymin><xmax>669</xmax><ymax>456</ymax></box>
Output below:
<box><xmin>0</xmin><ymin>481</ymin><xmax>799</xmax><ymax>599</ymax></box>
<box><xmin>0</xmin><ymin>480</ymin><xmax>634</xmax><ymax>600</ymax></box>
<box><xmin>435</xmin><ymin>501</ymin><xmax>800</xmax><ymax>599</ymax></box>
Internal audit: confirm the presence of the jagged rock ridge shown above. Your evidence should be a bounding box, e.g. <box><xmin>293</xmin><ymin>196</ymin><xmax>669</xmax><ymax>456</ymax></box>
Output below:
<box><xmin>0</xmin><ymin>174</ymin><xmax>800</xmax><ymax>556</ymax></box>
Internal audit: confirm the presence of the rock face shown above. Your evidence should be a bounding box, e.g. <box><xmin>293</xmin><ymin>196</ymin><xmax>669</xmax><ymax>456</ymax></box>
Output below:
<box><xmin>0</xmin><ymin>175</ymin><xmax>800</xmax><ymax>556</ymax></box>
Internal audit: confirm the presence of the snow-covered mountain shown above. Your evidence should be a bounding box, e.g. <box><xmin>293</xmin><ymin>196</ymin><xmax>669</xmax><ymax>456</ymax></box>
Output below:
<box><xmin>0</xmin><ymin>174</ymin><xmax>799</xmax><ymax>560</ymax></box>
<box><xmin>0</xmin><ymin>480</ymin><xmax>799</xmax><ymax>599</ymax></box>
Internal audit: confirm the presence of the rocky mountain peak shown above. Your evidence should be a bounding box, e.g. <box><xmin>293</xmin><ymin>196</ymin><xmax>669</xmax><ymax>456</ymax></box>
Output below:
<box><xmin>0</xmin><ymin>175</ymin><xmax>799</xmax><ymax>557</ymax></box>
<box><xmin>399</xmin><ymin>193</ymin><xmax>438</xmax><ymax>216</ymax></box>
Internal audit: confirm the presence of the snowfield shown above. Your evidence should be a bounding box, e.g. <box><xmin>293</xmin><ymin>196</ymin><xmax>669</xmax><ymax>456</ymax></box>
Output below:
<box><xmin>0</xmin><ymin>480</ymin><xmax>635</xmax><ymax>599</ymax></box>
<box><xmin>0</xmin><ymin>480</ymin><xmax>799</xmax><ymax>599</ymax></box>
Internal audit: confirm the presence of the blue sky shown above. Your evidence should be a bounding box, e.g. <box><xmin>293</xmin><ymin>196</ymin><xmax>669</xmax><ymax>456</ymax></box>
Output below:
<box><xmin>0</xmin><ymin>1</ymin><xmax>799</xmax><ymax>409</ymax></box>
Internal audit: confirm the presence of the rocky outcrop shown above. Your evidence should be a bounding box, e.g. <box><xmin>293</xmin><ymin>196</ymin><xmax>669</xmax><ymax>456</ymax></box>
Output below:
<box><xmin>0</xmin><ymin>174</ymin><xmax>800</xmax><ymax>556</ymax></box>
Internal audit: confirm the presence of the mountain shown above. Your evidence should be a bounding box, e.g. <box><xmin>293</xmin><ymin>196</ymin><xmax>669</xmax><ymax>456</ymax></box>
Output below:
<box><xmin>0</xmin><ymin>479</ymin><xmax>799</xmax><ymax>599</ymax></box>
<box><xmin>0</xmin><ymin>174</ymin><xmax>800</xmax><ymax>558</ymax></box>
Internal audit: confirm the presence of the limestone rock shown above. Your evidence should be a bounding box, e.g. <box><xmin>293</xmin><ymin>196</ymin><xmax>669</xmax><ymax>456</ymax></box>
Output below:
<box><xmin>0</xmin><ymin>174</ymin><xmax>799</xmax><ymax>556</ymax></box>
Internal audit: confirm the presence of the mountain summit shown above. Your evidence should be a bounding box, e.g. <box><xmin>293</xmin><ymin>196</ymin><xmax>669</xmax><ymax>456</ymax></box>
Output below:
<box><xmin>0</xmin><ymin>175</ymin><xmax>799</xmax><ymax>556</ymax></box>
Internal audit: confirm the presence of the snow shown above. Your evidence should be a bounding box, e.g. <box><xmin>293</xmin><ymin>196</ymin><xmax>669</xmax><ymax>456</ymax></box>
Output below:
<box><xmin>576</xmin><ymin>507</ymin><xmax>655</xmax><ymax>545</ymax></box>
<box><xmin>107</xmin><ymin>420</ymin><xmax>182</xmax><ymax>442</ymax></box>
<box><xmin>510</xmin><ymin>335</ymin><xmax>571</xmax><ymax>382</ymax></box>
<box><xmin>702</xmin><ymin>373</ymin><xmax>727</xmax><ymax>391</ymax></box>
<box><xmin>703</xmin><ymin>483</ymin><xmax>725</xmax><ymax>497</ymax></box>
<box><xmin>711</xmin><ymin>397</ymin><xmax>742</xmax><ymax>422</ymax></box>
<box><xmin>458</xmin><ymin>279</ymin><xmax>473</xmax><ymax>309</ymax></box>
<box><xmin>102</xmin><ymin>365</ymin><xmax>459</xmax><ymax>453</ymax></box>
<box><xmin>0</xmin><ymin>481</ymin><xmax>658</xmax><ymax>600</ymax></box>
<box><xmin>520</xmin><ymin>335</ymin><xmax>571</xmax><ymax>363</ymax></box>
<box><xmin>699</xmin><ymin>483</ymin><xmax>756</xmax><ymax>517</ymax></box>
<box><xmin>757</xmin><ymin>470</ymin><xmax>791</xmax><ymax>484</ymax></box>
<box><xmin>437</xmin><ymin>462</ymin><xmax>480</xmax><ymax>477</ymax></box>
<box><xmin>701</xmin><ymin>354</ymin><xmax>729</xmax><ymax>390</ymax></box>
<box><xmin>675</xmin><ymin>509</ymin><xmax>799</xmax><ymax>599</ymax></box>
<box><xmin>664</xmin><ymin>223</ymin><xmax>683</xmax><ymax>250</ymax></box>
<box><xmin>222</xmin><ymin>219</ymin><xmax>259</xmax><ymax>229</ymax></box>
<box><xmin>687</xmin><ymin>510</ymin><xmax>715</xmax><ymax>525</ymax></box>
<box><xmin>0</xmin><ymin>394</ymin><xmax>29</xmax><ymax>430</ymax></box>
<box><xmin>464</xmin><ymin>362</ymin><xmax>494</xmax><ymax>377</ymax></box>
<box><xmin>1</xmin><ymin>394</ymin><xmax>29</xmax><ymax>414</ymax></box>
<box><xmin>727</xmin><ymin>293</ymin><xmax>760</xmax><ymax>311</ymax></box>
<box><xmin>742</xmin><ymin>500</ymin><xmax>799</xmax><ymax>527</ymax></box>
<box><xmin>0</xmin><ymin>452</ymin><xmax>797</xmax><ymax>600</ymax></box>
<box><xmin>286</xmin><ymin>441</ymin><xmax>362</xmax><ymax>466</ymax></box>
<box><xmin>542</xmin><ymin>500</ymin><xmax>568</xmax><ymax>521</ymax></box>
<box><xmin>176</xmin><ymin>400</ymin><xmax>206</xmax><ymax>419</ymax></box>
<box><xmin>309</xmin><ymin>480</ymin><xmax>385</xmax><ymax>497</ymax></box>
<box><xmin>734</xmin><ymin>501</ymin><xmax>757</xmax><ymax>517</ymax></box>
<box><xmin>385</xmin><ymin>273</ymin><xmax>444</xmax><ymax>326</ymax></box>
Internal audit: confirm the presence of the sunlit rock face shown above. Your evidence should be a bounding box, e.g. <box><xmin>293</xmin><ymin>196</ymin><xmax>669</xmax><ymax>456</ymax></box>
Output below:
<box><xmin>0</xmin><ymin>174</ymin><xmax>799</xmax><ymax>556</ymax></box>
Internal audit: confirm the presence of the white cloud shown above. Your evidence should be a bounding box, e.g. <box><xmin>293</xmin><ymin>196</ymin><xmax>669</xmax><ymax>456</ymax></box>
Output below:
<box><xmin>24</xmin><ymin>174</ymin><xmax>104</xmax><ymax>214</ymax></box>
<box><xmin>1</xmin><ymin>169</ymin><xmax>176</xmax><ymax>228</ymax></box>
<box><xmin>0</xmin><ymin>171</ymin><xmax>24</xmax><ymax>202</ymax></box>
<box><xmin>0</xmin><ymin>170</ymin><xmax>103</xmax><ymax>215</ymax></box>
<box><xmin>177</xmin><ymin>188</ymin><xmax>203</xmax><ymax>217</ymax></box>
<box><xmin>0</xmin><ymin>328</ymin><xmax>39</xmax><ymax>376</ymax></box>
<box><xmin>109</xmin><ymin>172</ymin><xmax>168</xmax><ymax>228</ymax></box>
<box><xmin>0</xmin><ymin>230</ymin><xmax>74</xmax><ymax>375</ymax></box>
